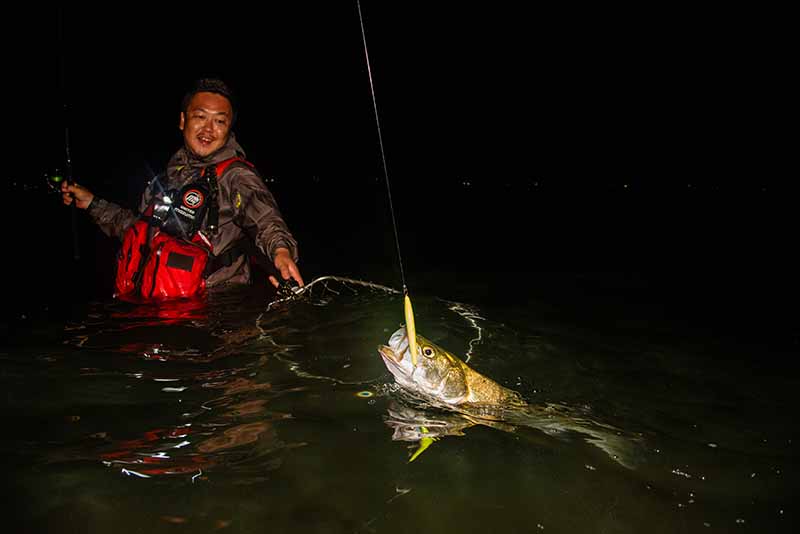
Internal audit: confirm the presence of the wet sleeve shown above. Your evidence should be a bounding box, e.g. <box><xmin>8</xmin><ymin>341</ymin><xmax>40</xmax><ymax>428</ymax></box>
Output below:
<box><xmin>86</xmin><ymin>197</ymin><xmax>138</xmax><ymax>240</ymax></box>
<box><xmin>85</xmin><ymin>181</ymin><xmax>154</xmax><ymax>240</ymax></box>
<box><xmin>229</xmin><ymin>168</ymin><xmax>299</xmax><ymax>262</ymax></box>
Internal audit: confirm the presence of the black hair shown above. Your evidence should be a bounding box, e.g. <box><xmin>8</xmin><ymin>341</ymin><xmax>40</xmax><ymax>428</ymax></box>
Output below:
<box><xmin>181</xmin><ymin>78</ymin><xmax>237</xmax><ymax>124</ymax></box>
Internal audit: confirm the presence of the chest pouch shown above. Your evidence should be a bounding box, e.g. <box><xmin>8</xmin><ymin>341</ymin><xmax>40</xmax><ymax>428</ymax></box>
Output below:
<box><xmin>138</xmin><ymin>232</ymin><xmax>211</xmax><ymax>300</ymax></box>
<box><xmin>151</xmin><ymin>182</ymin><xmax>210</xmax><ymax>240</ymax></box>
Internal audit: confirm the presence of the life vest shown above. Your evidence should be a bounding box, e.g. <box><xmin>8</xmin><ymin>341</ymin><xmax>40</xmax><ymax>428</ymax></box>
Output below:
<box><xmin>115</xmin><ymin>157</ymin><xmax>253</xmax><ymax>301</ymax></box>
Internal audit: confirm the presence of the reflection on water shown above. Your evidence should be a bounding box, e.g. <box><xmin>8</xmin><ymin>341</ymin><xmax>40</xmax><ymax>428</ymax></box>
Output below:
<box><xmin>1</xmin><ymin>277</ymin><xmax>796</xmax><ymax>533</ymax></box>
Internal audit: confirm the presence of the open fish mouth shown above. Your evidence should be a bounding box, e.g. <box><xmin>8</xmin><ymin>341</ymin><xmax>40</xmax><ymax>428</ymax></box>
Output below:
<box><xmin>379</xmin><ymin>344</ymin><xmax>412</xmax><ymax>382</ymax></box>
<box><xmin>387</xmin><ymin>328</ymin><xmax>410</xmax><ymax>354</ymax></box>
<box><xmin>378</xmin><ymin>345</ymin><xmax>402</xmax><ymax>363</ymax></box>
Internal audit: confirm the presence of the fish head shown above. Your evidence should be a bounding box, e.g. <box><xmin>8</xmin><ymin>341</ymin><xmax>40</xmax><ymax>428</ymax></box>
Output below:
<box><xmin>378</xmin><ymin>327</ymin><xmax>468</xmax><ymax>404</ymax></box>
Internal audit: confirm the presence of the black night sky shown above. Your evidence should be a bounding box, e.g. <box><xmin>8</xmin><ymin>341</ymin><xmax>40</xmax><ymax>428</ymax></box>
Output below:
<box><xmin>12</xmin><ymin>5</ymin><xmax>790</xmax><ymax>191</ymax></box>
<box><xmin>5</xmin><ymin>5</ymin><xmax>796</xmax><ymax>344</ymax></box>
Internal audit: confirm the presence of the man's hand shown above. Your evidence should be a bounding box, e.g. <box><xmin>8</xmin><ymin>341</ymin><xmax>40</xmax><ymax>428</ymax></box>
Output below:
<box><xmin>61</xmin><ymin>181</ymin><xmax>94</xmax><ymax>210</ymax></box>
<box><xmin>269</xmin><ymin>247</ymin><xmax>304</xmax><ymax>288</ymax></box>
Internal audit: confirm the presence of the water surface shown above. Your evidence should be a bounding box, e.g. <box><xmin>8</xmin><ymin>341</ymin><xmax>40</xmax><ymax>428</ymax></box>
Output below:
<box><xmin>1</xmin><ymin>274</ymin><xmax>796</xmax><ymax>534</ymax></box>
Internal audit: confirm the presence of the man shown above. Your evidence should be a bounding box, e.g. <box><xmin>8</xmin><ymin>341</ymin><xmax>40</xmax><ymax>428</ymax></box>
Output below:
<box><xmin>62</xmin><ymin>78</ymin><xmax>303</xmax><ymax>299</ymax></box>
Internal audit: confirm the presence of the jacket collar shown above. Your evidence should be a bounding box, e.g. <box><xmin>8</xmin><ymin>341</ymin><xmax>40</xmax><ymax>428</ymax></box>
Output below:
<box><xmin>167</xmin><ymin>133</ymin><xmax>247</xmax><ymax>178</ymax></box>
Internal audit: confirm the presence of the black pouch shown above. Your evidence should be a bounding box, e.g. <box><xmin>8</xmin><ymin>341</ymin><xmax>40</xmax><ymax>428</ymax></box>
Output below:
<box><xmin>156</xmin><ymin>183</ymin><xmax>210</xmax><ymax>240</ymax></box>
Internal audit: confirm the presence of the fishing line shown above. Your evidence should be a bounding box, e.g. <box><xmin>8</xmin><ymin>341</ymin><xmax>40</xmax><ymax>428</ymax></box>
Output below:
<box><xmin>355</xmin><ymin>1</ymin><xmax>406</xmax><ymax>290</ymax></box>
<box><xmin>57</xmin><ymin>7</ymin><xmax>80</xmax><ymax>261</ymax></box>
<box><xmin>356</xmin><ymin>1</ymin><xmax>419</xmax><ymax>364</ymax></box>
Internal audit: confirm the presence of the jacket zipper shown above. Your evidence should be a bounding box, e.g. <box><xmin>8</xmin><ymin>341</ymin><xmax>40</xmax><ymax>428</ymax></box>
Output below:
<box><xmin>146</xmin><ymin>242</ymin><xmax>165</xmax><ymax>298</ymax></box>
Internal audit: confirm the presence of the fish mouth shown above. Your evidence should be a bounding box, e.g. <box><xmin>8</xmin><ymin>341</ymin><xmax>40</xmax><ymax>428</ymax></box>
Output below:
<box><xmin>379</xmin><ymin>345</ymin><xmax>402</xmax><ymax>364</ymax></box>
<box><xmin>379</xmin><ymin>344</ymin><xmax>411</xmax><ymax>380</ymax></box>
<box><xmin>387</xmin><ymin>328</ymin><xmax>410</xmax><ymax>356</ymax></box>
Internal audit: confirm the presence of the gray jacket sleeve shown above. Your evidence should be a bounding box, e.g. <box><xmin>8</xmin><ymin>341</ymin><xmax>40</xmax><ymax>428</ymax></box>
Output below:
<box><xmin>86</xmin><ymin>182</ymin><xmax>155</xmax><ymax>240</ymax></box>
<box><xmin>225</xmin><ymin>167</ymin><xmax>299</xmax><ymax>262</ymax></box>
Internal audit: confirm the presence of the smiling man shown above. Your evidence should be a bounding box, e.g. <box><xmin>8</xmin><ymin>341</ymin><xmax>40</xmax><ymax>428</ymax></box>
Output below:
<box><xmin>180</xmin><ymin>86</ymin><xmax>234</xmax><ymax>158</ymax></box>
<box><xmin>62</xmin><ymin>78</ymin><xmax>303</xmax><ymax>300</ymax></box>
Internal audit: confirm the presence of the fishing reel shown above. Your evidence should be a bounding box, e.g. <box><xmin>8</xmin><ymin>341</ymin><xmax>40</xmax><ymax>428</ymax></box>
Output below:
<box><xmin>45</xmin><ymin>169</ymin><xmax>68</xmax><ymax>193</ymax></box>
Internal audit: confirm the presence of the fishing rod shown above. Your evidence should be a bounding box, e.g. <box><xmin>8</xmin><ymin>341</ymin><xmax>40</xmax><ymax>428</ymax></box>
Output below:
<box><xmin>356</xmin><ymin>1</ymin><xmax>419</xmax><ymax>365</ymax></box>
<box><xmin>56</xmin><ymin>7</ymin><xmax>80</xmax><ymax>261</ymax></box>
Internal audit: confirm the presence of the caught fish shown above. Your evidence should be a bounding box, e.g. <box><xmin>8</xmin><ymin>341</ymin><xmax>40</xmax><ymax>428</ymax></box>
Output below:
<box><xmin>379</xmin><ymin>326</ymin><xmax>527</xmax><ymax>420</ymax></box>
<box><xmin>378</xmin><ymin>327</ymin><xmax>641</xmax><ymax>468</ymax></box>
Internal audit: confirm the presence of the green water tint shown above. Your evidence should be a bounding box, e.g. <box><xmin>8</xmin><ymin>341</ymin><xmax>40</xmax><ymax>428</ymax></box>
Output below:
<box><xmin>1</xmin><ymin>277</ymin><xmax>796</xmax><ymax>533</ymax></box>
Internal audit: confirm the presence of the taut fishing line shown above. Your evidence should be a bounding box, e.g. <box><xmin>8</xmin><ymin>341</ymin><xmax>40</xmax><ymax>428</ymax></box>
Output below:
<box><xmin>355</xmin><ymin>1</ymin><xmax>420</xmax><ymax>364</ymax></box>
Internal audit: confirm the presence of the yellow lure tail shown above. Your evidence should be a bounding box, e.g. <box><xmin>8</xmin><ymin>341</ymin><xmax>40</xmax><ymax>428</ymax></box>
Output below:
<box><xmin>404</xmin><ymin>293</ymin><xmax>418</xmax><ymax>366</ymax></box>
<box><xmin>408</xmin><ymin>427</ymin><xmax>437</xmax><ymax>463</ymax></box>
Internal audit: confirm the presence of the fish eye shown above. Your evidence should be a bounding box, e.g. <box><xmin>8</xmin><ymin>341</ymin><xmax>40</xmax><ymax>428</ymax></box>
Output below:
<box><xmin>422</xmin><ymin>346</ymin><xmax>435</xmax><ymax>358</ymax></box>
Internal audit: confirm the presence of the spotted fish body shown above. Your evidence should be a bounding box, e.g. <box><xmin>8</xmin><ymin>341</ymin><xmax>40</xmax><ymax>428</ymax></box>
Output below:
<box><xmin>379</xmin><ymin>326</ymin><xmax>641</xmax><ymax>468</ymax></box>
<box><xmin>378</xmin><ymin>327</ymin><xmax>525</xmax><ymax>420</ymax></box>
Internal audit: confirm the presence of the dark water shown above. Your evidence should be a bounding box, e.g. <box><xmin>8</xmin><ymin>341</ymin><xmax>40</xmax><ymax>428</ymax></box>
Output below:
<box><xmin>2</xmin><ymin>272</ymin><xmax>797</xmax><ymax>534</ymax></box>
<box><xmin>2</xmin><ymin>185</ymin><xmax>798</xmax><ymax>533</ymax></box>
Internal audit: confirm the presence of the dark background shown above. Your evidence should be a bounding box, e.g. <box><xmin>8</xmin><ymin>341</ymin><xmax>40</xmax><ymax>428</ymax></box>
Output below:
<box><xmin>4</xmin><ymin>5</ymin><xmax>795</xmax><ymax>348</ymax></box>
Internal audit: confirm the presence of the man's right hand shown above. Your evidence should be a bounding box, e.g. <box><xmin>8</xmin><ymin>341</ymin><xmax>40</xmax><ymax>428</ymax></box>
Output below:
<box><xmin>61</xmin><ymin>181</ymin><xmax>94</xmax><ymax>210</ymax></box>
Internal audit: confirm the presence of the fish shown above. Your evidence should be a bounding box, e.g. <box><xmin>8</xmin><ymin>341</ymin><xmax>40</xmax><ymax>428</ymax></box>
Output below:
<box><xmin>379</xmin><ymin>327</ymin><xmax>527</xmax><ymax>420</ymax></box>
<box><xmin>378</xmin><ymin>327</ymin><xmax>641</xmax><ymax>468</ymax></box>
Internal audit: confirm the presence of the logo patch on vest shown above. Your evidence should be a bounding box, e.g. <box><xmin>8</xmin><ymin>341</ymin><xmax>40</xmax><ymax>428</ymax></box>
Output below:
<box><xmin>183</xmin><ymin>189</ymin><xmax>205</xmax><ymax>209</ymax></box>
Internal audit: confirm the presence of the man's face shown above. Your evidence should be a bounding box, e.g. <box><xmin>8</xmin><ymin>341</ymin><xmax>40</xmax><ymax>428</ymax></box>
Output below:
<box><xmin>179</xmin><ymin>91</ymin><xmax>233</xmax><ymax>158</ymax></box>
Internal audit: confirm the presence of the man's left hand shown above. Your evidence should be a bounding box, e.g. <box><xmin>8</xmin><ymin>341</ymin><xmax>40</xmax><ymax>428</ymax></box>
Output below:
<box><xmin>270</xmin><ymin>247</ymin><xmax>304</xmax><ymax>288</ymax></box>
